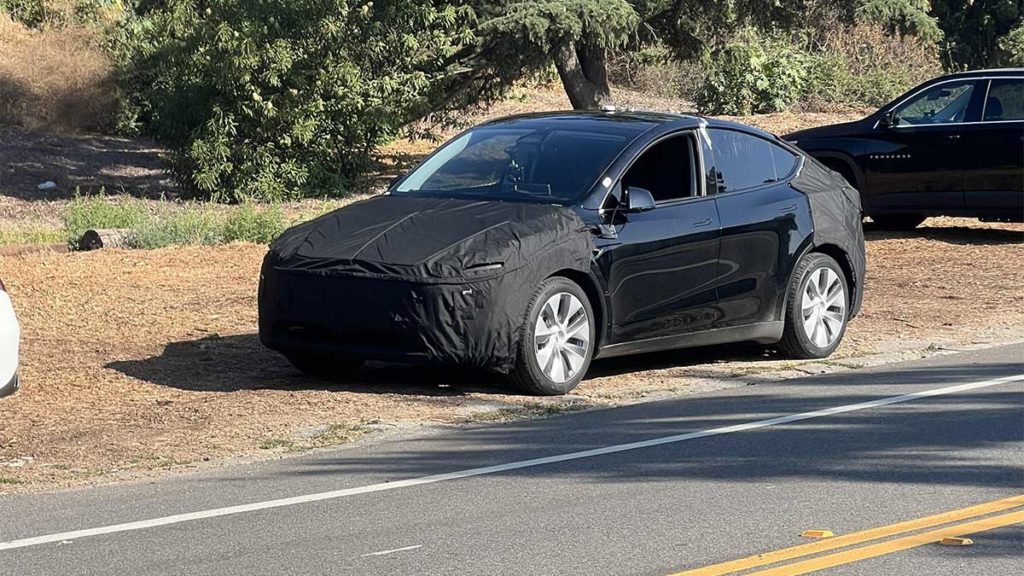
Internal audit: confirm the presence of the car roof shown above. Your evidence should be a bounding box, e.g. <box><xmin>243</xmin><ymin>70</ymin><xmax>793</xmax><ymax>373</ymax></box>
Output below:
<box><xmin>479</xmin><ymin>110</ymin><xmax>781</xmax><ymax>139</ymax></box>
<box><xmin>938</xmin><ymin>68</ymin><xmax>1024</xmax><ymax>80</ymax></box>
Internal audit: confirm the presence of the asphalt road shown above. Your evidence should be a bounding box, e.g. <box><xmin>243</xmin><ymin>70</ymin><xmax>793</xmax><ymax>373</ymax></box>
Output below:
<box><xmin>1</xmin><ymin>344</ymin><xmax>1022</xmax><ymax>575</ymax></box>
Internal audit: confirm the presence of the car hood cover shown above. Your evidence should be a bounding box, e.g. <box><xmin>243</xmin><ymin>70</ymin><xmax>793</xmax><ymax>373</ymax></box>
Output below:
<box><xmin>268</xmin><ymin>195</ymin><xmax>591</xmax><ymax>282</ymax></box>
<box><xmin>785</xmin><ymin>118</ymin><xmax>871</xmax><ymax>141</ymax></box>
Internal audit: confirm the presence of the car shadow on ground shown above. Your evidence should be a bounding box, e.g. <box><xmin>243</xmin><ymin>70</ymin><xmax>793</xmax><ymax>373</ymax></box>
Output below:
<box><xmin>236</xmin><ymin>358</ymin><xmax>1024</xmax><ymax>490</ymax></box>
<box><xmin>105</xmin><ymin>334</ymin><xmax>774</xmax><ymax>396</ymax></box>
<box><xmin>863</xmin><ymin>223</ymin><xmax>1024</xmax><ymax>245</ymax></box>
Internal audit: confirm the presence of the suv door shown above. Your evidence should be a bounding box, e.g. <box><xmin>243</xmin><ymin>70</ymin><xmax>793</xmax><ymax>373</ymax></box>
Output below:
<box><xmin>864</xmin><ymin>79</ymin><xmax>984</xmax><ymax>211</ymax></box>
<box><xmin>707</xmin><ymin>128</ymin><xmax>813</xmax><ymax>329</ymax></box>
<box><xmin>593</xmin><ymin>132</ymin><xmax>722</xmax><ymax>344</ymax></box>
<box><xmin>962</xmin><ymin>78</ymin><xmax>1024</xmax><ymax>215</ymax></box>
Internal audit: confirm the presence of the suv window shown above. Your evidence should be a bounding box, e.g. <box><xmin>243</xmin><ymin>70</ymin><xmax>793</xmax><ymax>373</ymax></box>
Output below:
<box><xmin>709</xmin><ymin>129</ymin><xmax>798</xmax><ymax>193</ymax></box>
<box><xmin>893</xmin><ymin>80</ymin><xmax>976</xmax><ymax>126</ymax></box>
<box><xmin>620</xmin><ymin>134</ymin><xmax>697</xmax><ymax>203</ymax></box>
<box><xmin>983</xmin><ymin>79</ymin><xmax>1024</xmax><ymax>121</ymax></box>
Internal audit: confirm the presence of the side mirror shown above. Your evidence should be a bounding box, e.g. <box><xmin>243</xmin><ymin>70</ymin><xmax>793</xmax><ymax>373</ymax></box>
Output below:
<box><xmin>879</xmin><ymin>110</ymin><xmax>895</xmax><ymax>129</ymax></box>
<box><xmin>625</xmin><ymin>187</ymin><xmax>656</xmax><ymax>212</ymax></box>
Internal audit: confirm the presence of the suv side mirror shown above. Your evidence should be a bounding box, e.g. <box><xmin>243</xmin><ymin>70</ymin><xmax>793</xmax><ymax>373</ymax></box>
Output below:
<box><xmin>625</xmin><ymin>187</ymin><xmax>656</xmax><ymax>212</ymax></box>
<box><xmin>879</xmin><ymin>110</ymin><xmax>896</xmax><ymax>129</ymax></box>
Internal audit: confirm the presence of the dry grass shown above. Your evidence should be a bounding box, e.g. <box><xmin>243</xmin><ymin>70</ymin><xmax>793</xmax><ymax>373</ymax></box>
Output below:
<box><xmin>0</xmin><ymin>15</ymin><xmax>115</xmax><ymax>132</ymax></box>
<box><xmin>0</xmin><ymin>218</ymin><xmax>1021</xmax><ymax>492</ymax></box>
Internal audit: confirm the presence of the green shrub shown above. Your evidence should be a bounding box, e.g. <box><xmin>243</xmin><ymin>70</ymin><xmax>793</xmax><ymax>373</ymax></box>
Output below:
<box><xmin>998</xmin><ymin>22</ymin><xmax>1024</xmax><ymax>66</ymax></box>
<box><xmin>696</xmin><ymin>29</ymin><xmax>810</xmax><ymax>115</ymax></box>
<box><xmin>62</xmin><ymin>195</ymin><xmax>289</xmax><ymax>249</ymax></box>
<box><xmin>803</xmin><ymin>24</ymin><xmax>942</xmax><ymax>109</ymax></box>
<box><xmin>696</xmin><ymin>24</ymin><xmax>942</xmax><ymax>115</ymax></box>
<box><xmin>111</xmin><ymin>0</ymin><xmax>474</xmax><ymax>202</ymax></box>
<box><xmin>63</xmin><ymin>192</ymin><xmax>149</xmax><ymax>242</ymax></box>
<box><xmin>221</xmin><ymin>203</ymin><xmax>285</xmax><ymax>244</ymax></box>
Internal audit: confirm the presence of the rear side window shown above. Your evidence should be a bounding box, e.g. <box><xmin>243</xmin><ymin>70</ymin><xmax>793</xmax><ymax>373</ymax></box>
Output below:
<box><xmin>709</xmin><ymin>129</ymin><xmax>799</xmax><ymax>193</ymax></box>
<box><xmin>983</xmin><ymin>79</ymin><xmax>1024</xmax><ymax>121</ymax></box>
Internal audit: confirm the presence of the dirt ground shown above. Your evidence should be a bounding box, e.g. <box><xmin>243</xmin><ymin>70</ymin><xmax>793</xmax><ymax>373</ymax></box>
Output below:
<box><xmin>1</xmin><ymin>217</ymin><xmax>1021</xmax><ymax>491</ymax></box>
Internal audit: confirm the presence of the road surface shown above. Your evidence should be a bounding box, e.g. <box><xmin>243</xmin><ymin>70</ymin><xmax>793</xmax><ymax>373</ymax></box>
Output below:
<box><xmin>2</xmin><ymin>344</ymin><xmax>1022</xmax><ymax>575</ymax></box>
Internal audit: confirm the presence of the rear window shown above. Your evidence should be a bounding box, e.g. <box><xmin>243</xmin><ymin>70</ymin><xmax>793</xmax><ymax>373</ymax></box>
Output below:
<box><xmin>709</xmin><ymin>129</ymin><xmax>799</xmax><ymax>193</ymax></box>
<box><xmin>983</xmin><ymin>79</ymin><xmax>1024</xmax><ymax>121</ymax></box>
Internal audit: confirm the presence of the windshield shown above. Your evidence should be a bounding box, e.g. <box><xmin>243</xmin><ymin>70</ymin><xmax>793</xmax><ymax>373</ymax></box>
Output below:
<box><xmin>393</xmin><ymin>127</ymin><xmax>630</xmax><ymax>203</ymax></box>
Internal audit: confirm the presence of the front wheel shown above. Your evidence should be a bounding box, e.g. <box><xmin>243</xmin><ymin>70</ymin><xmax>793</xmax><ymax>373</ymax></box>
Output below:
<box><xmin>508</xmin><ymin>277</ymin><xmax>595</xmax><ymax>395</ymax></box>
<box><xmin>778</xmin><ymin>253</ymin><xmax>850</xmax><ymax>359</ymax></box>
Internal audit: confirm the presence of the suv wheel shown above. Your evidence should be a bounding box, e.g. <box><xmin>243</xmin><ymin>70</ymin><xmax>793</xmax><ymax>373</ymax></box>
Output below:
<box><xmin>779</xmin><ymin>253</ymin><xmax>849</xmax><ymax>359</ymax></box>
<box><xmin>508</xmin><ymin>277</ymin><xmax>595</xmax><ymax>395</ymax></box>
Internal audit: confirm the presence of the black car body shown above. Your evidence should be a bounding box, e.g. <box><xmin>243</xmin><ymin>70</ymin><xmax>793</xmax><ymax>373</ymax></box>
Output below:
<box><xmin>786</xmin><ymin>69</ymin><xmax>1024</xmax><ymax>227</ymax></box>
<box><xmin>260</xmin><ymin>112</ymin><xmax>865</xmax><ymax>394</ymax></box>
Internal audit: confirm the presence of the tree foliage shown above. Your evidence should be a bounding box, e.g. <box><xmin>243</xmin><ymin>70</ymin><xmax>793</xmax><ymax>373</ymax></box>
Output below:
<box><xmin>113</xmin><ymin>0</ymin><xmax>476</xmax><ymax>201</ymax></box>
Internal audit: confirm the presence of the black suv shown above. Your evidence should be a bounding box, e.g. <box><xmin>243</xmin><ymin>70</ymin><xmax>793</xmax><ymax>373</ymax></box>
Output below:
<box><xmin>787</xmin><ymin>69</ymin><xmax>1024</xmax><ymax>229</ymax></box>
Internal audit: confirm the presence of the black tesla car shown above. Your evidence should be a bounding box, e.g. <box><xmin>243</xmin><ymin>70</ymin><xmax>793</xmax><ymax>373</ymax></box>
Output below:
<box><xmin>259</xmin><ymin>112</ymin><xmax>865</xmax><ymax>395</ymax></box>
<box><xmin>787</xmin><ymin>68</ymin><xmax>1024</xmax><ymax>229</ymax></box>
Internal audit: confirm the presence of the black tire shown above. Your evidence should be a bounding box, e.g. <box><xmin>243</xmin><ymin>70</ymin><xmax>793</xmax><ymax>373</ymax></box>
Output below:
<box><xmin>870</xmin><ymin>215</ymin><xmax>925</xmax><ymax>230</ymax></box>
<box><xmin>778</xmin><ymin>253</ymin><xmax>850</xmax><ymax>359</ymax></box>
<box><xmin>508</xmin><ymin>277</ymin><xmax>595</xmax><ymax>395</ymax></box>
<box><xmin>284</xmin><ymin>350</ymin><xmax>363</xmax><ymax>380</ymax></box>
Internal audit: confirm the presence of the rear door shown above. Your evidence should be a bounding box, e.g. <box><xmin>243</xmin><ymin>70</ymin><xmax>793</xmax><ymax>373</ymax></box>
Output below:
<box><xmin>707</xmin><ymin>128</ymin><xmax>813</xmax><ymax>329</ymax></box>
<box><xmin>962</xmin><ymin>78</ymin><xmax>1024</xmax><ymax>214</ymax></box>
<box><xmin>864</xmin><ymin>79</ymin><xmax>984</xmax><ymax>211</ymax></box>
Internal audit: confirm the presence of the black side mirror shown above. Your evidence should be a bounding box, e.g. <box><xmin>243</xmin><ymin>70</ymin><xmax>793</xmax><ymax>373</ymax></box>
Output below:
<box><xmin>879</xmin><ymin>110</ymin><xmax>895</xmax><ymax>129</ymax></box>
<box><xmin>625</xmin><ymin>187</ymin><xmax>656</xmax><ymax>212</ymax></box>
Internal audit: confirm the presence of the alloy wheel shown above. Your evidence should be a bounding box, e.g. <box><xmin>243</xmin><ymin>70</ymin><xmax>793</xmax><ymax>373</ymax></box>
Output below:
<box><xmin>534</xmin><ymin>292</ymin><xmax>591</xmax><ymax>383</ymax></box>
<box><xmin>800</xmin><ymin>267</ymin><xmax>847</xmax><ymax>348</ymax></box>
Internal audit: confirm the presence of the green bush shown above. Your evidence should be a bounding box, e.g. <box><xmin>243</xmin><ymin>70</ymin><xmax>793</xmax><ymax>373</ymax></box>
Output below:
<box><xmin>64</xmin><ymin>192</ymin><xmax>149</xmax><ymax>242</ymax></box>
<box><xmin>110</xmin><ymin>0</ymin><xmax>474</xmax><ymax>202</ymax></box>
<box><xmin>803</xmin><ymin>24</ymin><xmax>942</xmax><ymax>109</ymax></box>
<box><xmin>696</xmin><ymin>24</ymin><xmax>942</xmax><ymax>115</ymax></box>
<box><xmin>999</xmin><ymin>22</ymin><xmax>1024</xmax><ymax>66</ymax></box>
<box><xmin>696</xmin><ymin>29</ymin><xmax>810</xmax><ymax>115</ymax></box>
<box><xmin>62</xmin><ymin>195</ymin><xmax>290</xmax><ymax>249</ymax></box>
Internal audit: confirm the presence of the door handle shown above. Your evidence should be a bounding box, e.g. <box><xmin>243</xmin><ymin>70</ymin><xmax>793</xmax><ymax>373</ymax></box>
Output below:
<box><xmin>779</xmin><ymin>204</ymin><xmax>798</xmax><ymax>214</ymax></box>
<box><xmin>692</xmin><ymin>218</ymin><xmax>713</xmax><ymax>228</ymax></box>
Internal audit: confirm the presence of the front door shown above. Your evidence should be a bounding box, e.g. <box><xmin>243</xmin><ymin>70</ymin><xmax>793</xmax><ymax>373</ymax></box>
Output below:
<box><xmin>864</xmin><ymin>79</ymin><xmax>984</xmax><ymax>211</ymax></box>
<box><xmin>593</xmin><ymin>133</ymin><xmax>722</xmax><ymax>344</ymax></box>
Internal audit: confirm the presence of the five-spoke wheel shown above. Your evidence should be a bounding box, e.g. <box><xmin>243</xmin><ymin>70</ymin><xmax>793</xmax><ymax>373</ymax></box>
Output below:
<box><xmin>779</xmin><ymin>253</ymin><xmax>850</xmax><ymax>359</ymax></box>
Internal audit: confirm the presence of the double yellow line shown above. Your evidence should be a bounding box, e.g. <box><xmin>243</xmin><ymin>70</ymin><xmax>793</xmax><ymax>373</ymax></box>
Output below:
<box><xmin>671</xmin><ymin>495</ymin><xmax>1024</xmax><ymax>576</ymax></box>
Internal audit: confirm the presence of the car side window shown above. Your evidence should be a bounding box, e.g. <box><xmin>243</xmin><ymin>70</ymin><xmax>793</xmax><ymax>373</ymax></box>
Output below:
<box><xmin>983</xmin><ymin>79</ymin><xmax>1024</xmax><ymax>121</ymax></box>
<box><xmin>620</xmin><ymin>134</ymin><xmax>698</xmax><ymax>203</ymax></box>
<box><xmin>893</xmin><ymin>81</ymin><xmax>976</xmax><ymax>126</ymax></box>
<box><xmin>709</xmin><ymin>129</ymin><xmax>798</xmax><ymax>194</ymax></box>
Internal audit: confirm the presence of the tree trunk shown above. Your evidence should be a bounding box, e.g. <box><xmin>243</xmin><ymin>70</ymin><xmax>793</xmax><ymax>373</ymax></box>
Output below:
<box><xmin>79</xmin><ymin>229</ymin><xmax>132</xmax><ymax>251</ymax></box>
<box><xmin>553</xmin><ymin>42</ymin><xmax>613</xmax><ymax>110</ymax></box>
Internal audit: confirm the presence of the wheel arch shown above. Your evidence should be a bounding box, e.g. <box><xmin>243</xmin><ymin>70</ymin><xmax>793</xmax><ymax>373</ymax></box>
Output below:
<box><xmin>547</xmin><ymin>268</ymin><xmax>607</xmax><ymax>349</ymax></box>
<box><xmin>781</xmin><ymin>243</ymin><xmax>858</xmax><ymax>321</ymax></box>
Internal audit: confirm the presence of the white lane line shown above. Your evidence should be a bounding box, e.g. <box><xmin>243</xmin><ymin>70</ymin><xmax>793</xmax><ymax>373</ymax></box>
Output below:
<box><xmin>2</xmin><ymin>374</ymin><xmax>1021</xmax><ymax>552</ymax></box>
<box><xmin>360</xmin><ymin>544</ymin><xmax>423</xmax><ymax>557</ymax></box>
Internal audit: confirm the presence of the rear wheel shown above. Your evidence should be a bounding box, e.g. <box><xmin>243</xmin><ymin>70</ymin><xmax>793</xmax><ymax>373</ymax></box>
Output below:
<box><xmin>870</xmin><ymin>215</ymin><xmax>925</xmax><ymax>230</ymax></box>
<box><xmin>779</xmin><ymin>253</ymin><xmax>849</xmax><ymax>359</ymax></box>
<box><xmin>284</xmin><ymin>351</ymin><xmax>363</xmax><ymax>380</ymax></box>
<box><xmin>508</xmin><ymin>277</ymin><xmax>595</xmax><ymax>395</ymax></box>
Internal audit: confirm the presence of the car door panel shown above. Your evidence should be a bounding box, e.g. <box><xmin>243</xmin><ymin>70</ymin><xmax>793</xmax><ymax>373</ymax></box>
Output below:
<box><xmin>595</xmin><ymin>198</ymin><xmax>721</xmax><ymax>344</ymax></box>
<box><xmin>863</xmin><ymin>128</ymin><xmax>965</xmax><ymax>209</ymax></box>
<box><xmin>962</xmin><ymin>79</ymin><xmax>1024</xmax><ymax>213</ymax></box>
<box><xmin>714</xmin><ymin>185</ymin><xmax>813</xmax><ymax>328</ymax></box>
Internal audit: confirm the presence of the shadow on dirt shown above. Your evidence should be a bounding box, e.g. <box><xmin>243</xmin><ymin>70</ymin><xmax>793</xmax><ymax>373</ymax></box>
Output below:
<box><xmin>864</xmin><ymin>223</ymin><xmax>1024</xmax><ymax>245</ymax></box>
<box><xmin>0</xmin><ymin>127</ymin><xmax>176</xmax><ymax>201</ymax></box>
<box><xmin>106</xmin><ymin>334</ymin><xmax>774</xmax><ymax>396</ymax></box>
